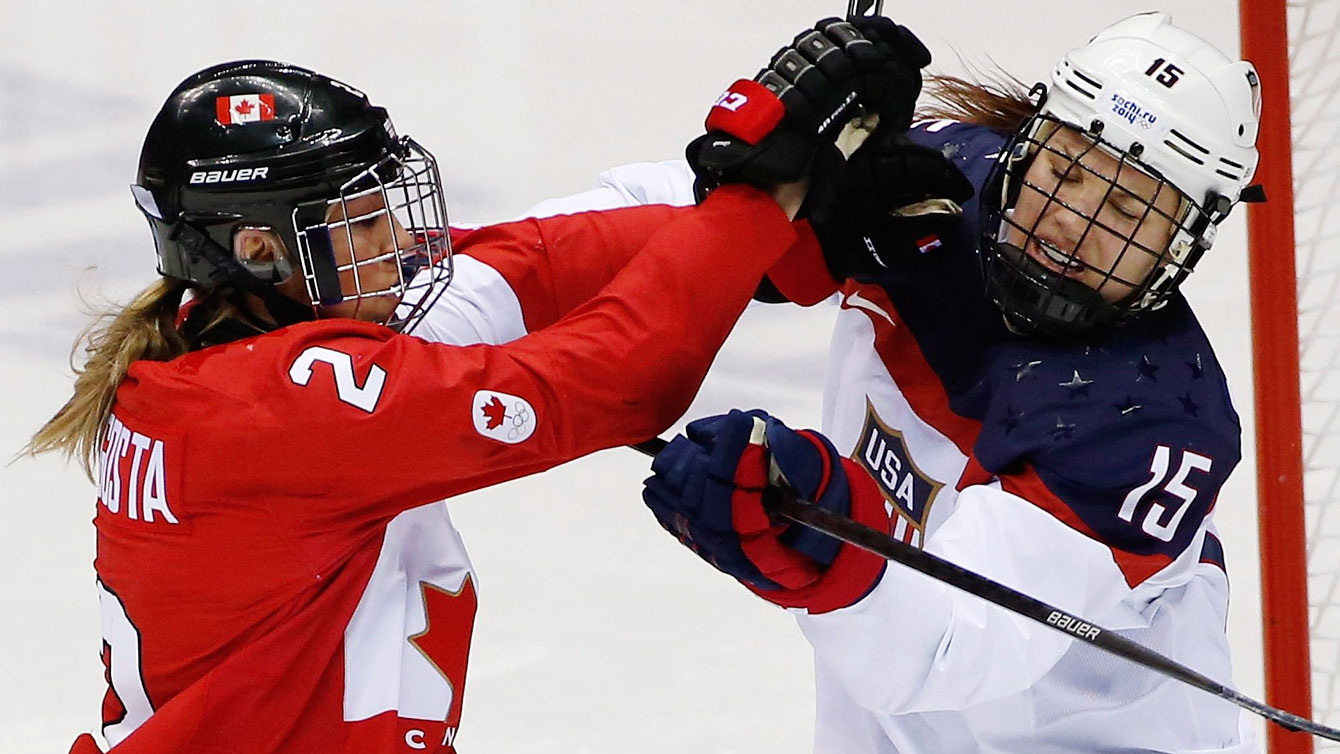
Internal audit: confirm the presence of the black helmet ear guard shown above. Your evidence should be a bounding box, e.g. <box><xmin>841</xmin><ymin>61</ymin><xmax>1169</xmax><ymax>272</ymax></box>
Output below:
<box><xmin>133</xmin><ymin>59</ymin><xmax>453</xmax><ymax>332</ymax></box>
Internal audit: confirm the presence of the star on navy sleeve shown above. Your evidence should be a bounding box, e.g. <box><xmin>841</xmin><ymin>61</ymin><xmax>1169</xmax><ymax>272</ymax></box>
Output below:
<box><xmin>964</xmin><ymin>297</ymin><xmax>1241</xmax><ymax>585</ymax></box>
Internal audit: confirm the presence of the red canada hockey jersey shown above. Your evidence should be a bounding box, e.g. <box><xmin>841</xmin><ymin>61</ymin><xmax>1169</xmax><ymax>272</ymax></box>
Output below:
<box><xmin>74</xmin><ymin>186</ymin><xmax>802</xmax><ymax>754</ymax></box>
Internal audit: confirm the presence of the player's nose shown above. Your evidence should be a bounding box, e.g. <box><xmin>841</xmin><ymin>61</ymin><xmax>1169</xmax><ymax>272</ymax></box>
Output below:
<box><xmin>1046</xmin><ymin>196</ymin><xmax>1099</xmax><ymax>249</ymax></box>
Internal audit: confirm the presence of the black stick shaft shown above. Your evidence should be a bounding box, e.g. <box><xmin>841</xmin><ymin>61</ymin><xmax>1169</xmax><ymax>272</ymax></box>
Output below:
<box><xmin>629</xmin><ymin>436</ymin><xmax>1336</xmax><ymax>740</ymax></box>
<box><xmin>846</xmin><ymin>0</ymin><xmax>884</xmax><ymax>17</ymax></box>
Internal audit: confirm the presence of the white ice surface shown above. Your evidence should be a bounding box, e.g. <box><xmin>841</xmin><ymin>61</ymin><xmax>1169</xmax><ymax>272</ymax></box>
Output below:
<box><xmin>0</xmin><ymin>2</ymin><xmax>1264</xmax><ymax>752</ymax></box>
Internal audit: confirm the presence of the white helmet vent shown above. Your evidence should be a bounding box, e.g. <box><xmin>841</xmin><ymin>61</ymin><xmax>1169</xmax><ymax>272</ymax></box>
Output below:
<box><xmin>1163</xmin><ymin>129</ymin><xmax>1247</xmax><ymax>182</ymax></box>
<box><xmin>1056</xmin><ymin>61</ymin><xmax>1101</xmax><ymax>100</ymax></box>
<box><xmin>1215</xmin><ymin>156</ymin><xmax>1247</xmax><ymax>181</ymax></box>
<box><xmin>1164</xmin><ymin>129</ymin><xmax>1210</xmax><ymax>168</ymax></box>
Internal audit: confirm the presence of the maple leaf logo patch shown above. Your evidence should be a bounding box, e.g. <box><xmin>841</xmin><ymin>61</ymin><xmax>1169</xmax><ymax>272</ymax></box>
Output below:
<box><xmin>481</xmin><ymin>396</ymin><xmax>507</xmax><ymax>430</ymax></box>
<box><xmin>471</xmin><ymin>390</ymin><xmax>537</xmax><ymax>444</ymax></box>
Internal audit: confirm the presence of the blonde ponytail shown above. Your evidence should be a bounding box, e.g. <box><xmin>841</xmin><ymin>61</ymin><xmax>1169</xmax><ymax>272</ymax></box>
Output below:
<box><xmin>27</xmin><ymin>278</ymin><xmax>191</xmax><ymax>479</ymax></box>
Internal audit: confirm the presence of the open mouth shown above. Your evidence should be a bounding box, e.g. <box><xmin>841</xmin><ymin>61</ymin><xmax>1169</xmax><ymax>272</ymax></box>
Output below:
<box><xmin>1026</xmin><ymin>237</ymin><xmax>1085</xmax><ymax>275</ymax></box>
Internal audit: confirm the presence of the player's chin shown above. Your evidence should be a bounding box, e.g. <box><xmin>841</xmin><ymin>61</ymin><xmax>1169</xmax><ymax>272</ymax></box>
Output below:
<box><xmin>1094</xmin><ymin>279</ymin><xmax>1140</xmax><ymax>305</ymax></box>
<box><xmin>324</xmin><ymin>294</ymin><xmax>403</xmax><ymax>325</ymax></box>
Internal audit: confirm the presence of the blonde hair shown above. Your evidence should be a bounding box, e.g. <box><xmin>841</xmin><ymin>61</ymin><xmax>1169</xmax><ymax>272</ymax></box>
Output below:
<box><xmin>27</xmin><ymin>279</ymin><xmax>191</xmax><ymax>479</ymax></box>
<box><xmin>918</xmin><ymin>69</ymin><xmax>1038</xmax><ymax>134</ymax></box>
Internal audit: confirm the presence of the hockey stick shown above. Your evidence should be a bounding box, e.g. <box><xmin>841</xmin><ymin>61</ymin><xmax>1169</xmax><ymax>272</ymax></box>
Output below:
<box><xmin>846</xmin><ymin>0</ymin><xmax>885</xmax><ymax>17</ymax></box>
<box><xmin>630</xmin><ymin>435</ymin><xmax>1340</xmax><ymax>742</ymax></box>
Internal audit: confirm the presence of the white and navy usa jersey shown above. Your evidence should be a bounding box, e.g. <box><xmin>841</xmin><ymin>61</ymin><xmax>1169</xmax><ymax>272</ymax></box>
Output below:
<box><xmin>828</xmin><ymin>120</ymin><xmax>1239</xmax><ymax>583</ymax></box>
<box><xmin>528</xmin><ymin>126</ymin><xmax>1256</xmax><ymax>753</ymax></box>
<box><xmin>807</xmin><ymin>121</ymin><xmax>1252</xmax><ymax>753</ymax></box>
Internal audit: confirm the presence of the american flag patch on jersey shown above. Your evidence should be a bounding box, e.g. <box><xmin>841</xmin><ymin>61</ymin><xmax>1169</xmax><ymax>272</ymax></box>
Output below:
<box><xmin>916</xmin><ymin>234</ymin><xmax>942</xmax><ymax>254</ymax></box>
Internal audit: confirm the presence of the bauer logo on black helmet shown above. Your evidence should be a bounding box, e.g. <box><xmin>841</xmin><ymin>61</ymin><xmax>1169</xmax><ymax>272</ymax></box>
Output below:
<box><xmin>188</xmin><ymin>167</ymin><xmax>271</xmax><ymax>185</ymax></box>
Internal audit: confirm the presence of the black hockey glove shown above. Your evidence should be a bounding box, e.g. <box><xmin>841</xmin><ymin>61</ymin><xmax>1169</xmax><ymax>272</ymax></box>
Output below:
<box><xmin>686</xmin><ymin>17</ymin><xmax>932</xmax><ymax>195</ymax></box>
<box><xmin>842</xmin><ymin>15</ymin><xmax>932</xmax><ymax>131</ymax></box>
<box><xmin>807</xmin><ymin>125</ymin><xmax>974</xmax><ymax>281</ymax></box>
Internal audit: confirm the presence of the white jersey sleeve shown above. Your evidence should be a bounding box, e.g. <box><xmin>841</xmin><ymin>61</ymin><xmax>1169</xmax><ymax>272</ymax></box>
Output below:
<box><xmin>798</xmin><ymin>481</ymin><xmax>1251</xmax><ymax>752</ymax></box>
<box><xmin>521</xmin><ymin>161</ymin><xmax>696</xmax><ymax>217</ymax></box>
<box><xmin>799</xmin><ymin>481</ymin><xmax>1131</xmax><ymax>712</ymax></box>
<box><xmin>412</xmin><ymin>160</ymin><xmax>696</xmax><ymax>348</ymax></box>
<box><xmin>410</xmin><ymin>254</ymin><xmax>528</xmax><ymax>347</ymax></box>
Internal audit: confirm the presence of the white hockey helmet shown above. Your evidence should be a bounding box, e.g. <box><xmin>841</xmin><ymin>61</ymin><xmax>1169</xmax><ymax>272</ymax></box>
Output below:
<box><xmin>981</xmin><ymin>12</ymin><xmax>1263</xmax><ymax>337</ymax></box>
<box><xmin>1047</xmin><ymin>11</ymin><xmax>1260</xmax><ymax>204</ymax></box>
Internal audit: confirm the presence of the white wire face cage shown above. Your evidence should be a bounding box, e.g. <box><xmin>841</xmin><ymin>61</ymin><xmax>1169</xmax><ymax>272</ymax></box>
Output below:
<box><xmin>982</xmin><ymin>112</ymin><xmax>1225</xmax><ymax>338</ymax></box>
<box><xmin>292</xmin><ymin>136</ymin><xmax>453</xmax><ymax>333</ymax></box>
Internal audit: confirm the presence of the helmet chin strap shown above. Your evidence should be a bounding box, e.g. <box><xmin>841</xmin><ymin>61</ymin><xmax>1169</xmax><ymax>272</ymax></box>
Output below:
<box><xmin>987</xmin><ymin>241</ymin><xmax>1121</xmax><ymax>338</ymax></box>
<box><xmin>169</xmin><ymin>220</ymin><xmax>315</xmax><ymax>340</ymax></box>
<box><xmin>252</xmin><ymin>283</ymin><xmax>319</xmax><ymax>328</ymax></box>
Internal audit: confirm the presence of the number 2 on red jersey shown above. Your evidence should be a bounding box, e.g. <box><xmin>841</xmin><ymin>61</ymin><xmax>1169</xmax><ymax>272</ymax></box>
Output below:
<box><xmin>98</xmin><ymin>580</ymin><xmax>154</xmax><ymax>746</ymax></box>
<box><xmin>288</xmin><ymin>346</ymin><xmax>387</xmax><ymax>413</ymax></box>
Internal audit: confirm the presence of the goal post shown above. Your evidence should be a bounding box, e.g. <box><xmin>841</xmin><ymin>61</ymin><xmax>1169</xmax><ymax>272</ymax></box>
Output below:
<box><xmin>1240</xmin><ymin>1</ymin><xmax>1340</xmax><ymax>752</ymax></box>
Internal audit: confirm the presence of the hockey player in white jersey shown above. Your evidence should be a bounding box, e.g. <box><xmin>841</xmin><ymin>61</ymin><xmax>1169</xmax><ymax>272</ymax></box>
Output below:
<box><xmin>598</xmin><ymin>12</ymin><xmax>1261</xmax><ymax>754</ymax></box>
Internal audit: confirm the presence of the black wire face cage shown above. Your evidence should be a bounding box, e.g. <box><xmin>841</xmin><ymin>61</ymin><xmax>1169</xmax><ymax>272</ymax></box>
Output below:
<box><xmin>292</xmin><ymin>136</ymin><xmax>452</xmax><ymax>333</ymax></box>
<box><xmin>980</xmin><ymin>113</ymin><xmax>1222</xmax><ymax>339</ymax></box>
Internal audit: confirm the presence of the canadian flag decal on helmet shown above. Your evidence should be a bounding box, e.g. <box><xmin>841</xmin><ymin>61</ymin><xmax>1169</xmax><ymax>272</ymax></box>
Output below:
<box><xmin>471</xmin><ymin>390</ymin><xmax>537</xmax><ymax>444</ymax></box>
<box><xmin>216</xmin><ymin>94</ymin><xmax>276</xmax><ymax>125</ymax></box>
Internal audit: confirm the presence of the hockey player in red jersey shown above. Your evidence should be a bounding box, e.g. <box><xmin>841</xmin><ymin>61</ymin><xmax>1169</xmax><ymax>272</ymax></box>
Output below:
<box><xmin>27</xmin><ymin>26</ymin><xmax>926</xmax><ymax>753</ymax></box>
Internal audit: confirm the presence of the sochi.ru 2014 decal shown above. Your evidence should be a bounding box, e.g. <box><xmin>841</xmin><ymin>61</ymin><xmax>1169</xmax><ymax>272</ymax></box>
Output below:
<box><xmin>471</xmin><ymin>390</ymin><xmax>537</xmax><ymax>445</ymax></box>
<box><xmin>1109</xmin><ymin>91</ymin><xmax>1158</xmax><ymax>130</ymax></box>
<box><xmin>215</xmin><ymin>94</ymin><xmax>276</xmax><ymax>125</ymax></box>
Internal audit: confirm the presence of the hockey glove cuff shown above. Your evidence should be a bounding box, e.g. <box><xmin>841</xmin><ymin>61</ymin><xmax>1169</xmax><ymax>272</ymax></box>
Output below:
<box><xmin>688</xmin><ymin>18</ymin><xmax>930</xmax><ymax>194</ymax></box>
<box><xmin>642</xmin><ymin>410</ymin><xmax>888</xmax><ymax>612</ymax></box>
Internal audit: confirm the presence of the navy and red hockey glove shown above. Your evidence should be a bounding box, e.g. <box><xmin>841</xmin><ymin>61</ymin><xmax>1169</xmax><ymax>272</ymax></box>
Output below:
<box><xmin>642</xmin><ymin>409</ymin><xmax>887</xmax><ymax>612</ymax></box>
<box><xmin>687</xmin><ymin>17</ymin><xmax>932</xmax><ymax>194</ymax></box>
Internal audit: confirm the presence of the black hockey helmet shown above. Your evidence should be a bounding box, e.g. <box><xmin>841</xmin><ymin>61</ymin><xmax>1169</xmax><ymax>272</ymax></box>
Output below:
<box><xmin>132</xmin><ymin>59</ymin><xmax>452</xmax><ymax>331</ymax></box>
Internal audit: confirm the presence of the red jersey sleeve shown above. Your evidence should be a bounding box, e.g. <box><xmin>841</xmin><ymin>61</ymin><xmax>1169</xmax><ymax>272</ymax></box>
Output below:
<box><xmin>124</xmin><ymin>185</ymin><xmax>797</xmax><ymax>532</ymax></box>
<box><xmin>451</xmin><ymin>205</ymin><xmax>670</xmax><ymax>333</ymax></box>
<box><xmin>456</xmin><ymin>204</ymin><xmax>833</xmax><ymax>331</ymax></box>
<box><xmin>764</xmin><ymin>219</ymin><xmax>839</xmax><ymax>305</ymax></box>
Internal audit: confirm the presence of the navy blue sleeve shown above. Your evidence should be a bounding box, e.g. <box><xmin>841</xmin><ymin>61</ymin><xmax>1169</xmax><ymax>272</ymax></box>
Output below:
<box><xmin>904</xmin><ymin>120</ymin><xmax>1009</xmax><ymax>220</ymax></box>
<box><xmin>969</xmin><ymin>298</ymin><xmax>1241</xmax><ymax>584</ymax></box>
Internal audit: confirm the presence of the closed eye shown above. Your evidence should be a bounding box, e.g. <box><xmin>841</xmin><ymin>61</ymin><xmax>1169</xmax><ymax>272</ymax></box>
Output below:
<box><xmin>1051</xmin><ymin>167</ymin><xmax>1081</xmax><ymax>184</ymax></box>
<box><xmin>1110</xmin><ymin>203</ymin><xmax>1140</xmax><ymax>220</ymax></box>
<box><xmin>329</xmin><ymin>208</ymin><xmax>390</xmax><ymax>233</ymax></box>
